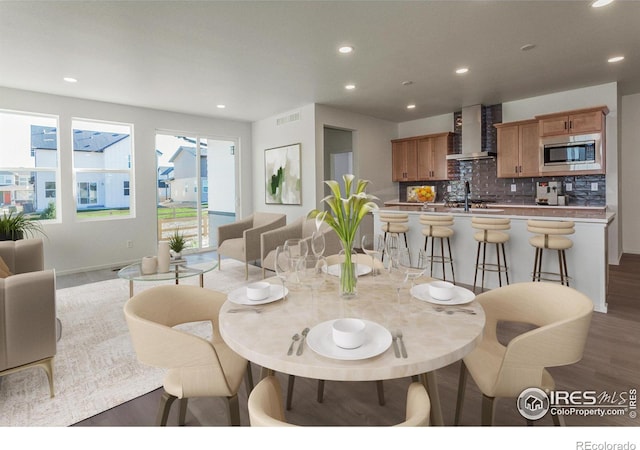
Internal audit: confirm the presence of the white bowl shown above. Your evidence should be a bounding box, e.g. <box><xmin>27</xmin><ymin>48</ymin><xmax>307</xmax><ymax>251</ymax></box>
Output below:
<box><xmin>429</xmin><ymin>281</ymin><xmax>455</xmax><ymax>300</ymax></box>
<box><xmin>332</xmin><ymin>318</ymin><xmax>366</xmax><ymax>349</ymax></box>
<box><xmin>246</xmin><ymin>282</ymin><xmax>271</xmax><ymax>301</ymax></box>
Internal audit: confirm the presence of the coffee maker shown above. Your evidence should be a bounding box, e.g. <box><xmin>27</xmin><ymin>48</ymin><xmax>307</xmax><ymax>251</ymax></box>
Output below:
<box><xmin>536</xmin><ymin>181</ymin><xmax>563</xmax><ymax>206</ymax></box>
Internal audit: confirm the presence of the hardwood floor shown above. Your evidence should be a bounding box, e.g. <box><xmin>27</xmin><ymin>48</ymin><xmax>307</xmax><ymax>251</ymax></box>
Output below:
<box><xmin>69</xmin><ymin>254</ymin><xmax>640</xmax><ymax>428</ymax></box>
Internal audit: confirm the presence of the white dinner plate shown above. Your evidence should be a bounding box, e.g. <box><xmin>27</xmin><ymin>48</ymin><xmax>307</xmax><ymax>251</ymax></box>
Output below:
<box><xmin>324</xmin><ymin>264</ymin><xmax>372</xmax><ymax>277</ymax></box>
<box><xmin>410</xmin><ymin>283</ymin><xmax>476</xmax><ymax>306</ymax></box>
<box><xmin>227</xmin><ymin>284</ymin><xmax>288</xmax><ymax>305</ymax></box>
<box><xmin>306</xmin><ymin>319</ymin><xmax>392</xmax><ymax>361</ymax></box>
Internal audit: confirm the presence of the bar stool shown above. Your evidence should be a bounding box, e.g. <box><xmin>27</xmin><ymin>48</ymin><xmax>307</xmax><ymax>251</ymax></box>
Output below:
<box><xmin>471</xmin><ymin>217</ymin><xmax>510</xmax><ymax>293</ymax></box>
<box><xmin>380</xmin><ymin>213</ymin><xmax>410</xmax><ymax>262</ymax></box>
<box><xmin>419</xmin><ymin>214</ymin><xmax>455</xmax><ymax>283</ymax></box>
<box><xmin>527</xmin><ymin>220</ymin><xmax>574</xmax><ymax>286</ymax></box>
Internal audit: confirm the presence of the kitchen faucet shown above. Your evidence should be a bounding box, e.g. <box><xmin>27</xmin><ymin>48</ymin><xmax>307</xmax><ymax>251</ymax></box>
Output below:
<box><xmin>464</xmin><ymin>181</ymin><xmax>471</xmax><ymax>212</ymax></box>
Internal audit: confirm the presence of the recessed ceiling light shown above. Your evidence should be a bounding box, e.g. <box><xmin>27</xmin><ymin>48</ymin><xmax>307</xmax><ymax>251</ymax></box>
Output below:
<box><xmin>338</xmin><ymin>46</ymin><xmax>354</xmax><ymax>54</ymax></box>
<box><xmin>520</xmin><ymin>43</ymin><xmax>536</xmax><ymax>52</ymax></box>
<box><xmin>216</xmin><ymin>104</ymin><xmax>226</xmax><ymax>109</ymax></box>
<box><xmin>608</xmin><ymin>55</ymin><xmax>624</xmax><ymax>63</ymax></box>
<box><xmin>345</xmin><ymin>84</ymin><xmax>356</xmax><ymax>90</ymax></box>
<box><xmin>402</xmin><ymin>81</ymin><xmax>414</xmax><ymax>86</ymax></box>
<box><xmin>63</xmin><ymin>77</ymin><xmax>78</xmax><ymax>83</ymax></box>
<box><xmin>591</xmin><ymin>0</ymin><xmax>614</xmax><ymax>7</ymax></box>
<box><xmin>455</xmin><ymin>67</ymin><xmax>469</xmax><ymax>75</ymax></box>
<box><xmin>407</xmin><ymin>104</ymin><xmax>416</xmax><ymax>110</ymax></box>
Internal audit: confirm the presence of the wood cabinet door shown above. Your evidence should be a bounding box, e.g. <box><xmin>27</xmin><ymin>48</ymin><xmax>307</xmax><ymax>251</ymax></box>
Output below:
<box><xmin>430</xmin><ymin>134</ymin><xmax>450</xmax><ymax>180</ymax></box>
<box><xmin>569</xmin><ymin>111</ymin><xmax>603</xmax><ymax>134</ymax></box>
<box><xmin>392</xmin><ymin>141</ymin><xmax>406</xmax><ymax>181</ymax></box>
<box><xmin>496</xmin><ymin>124</ymin><xmax>520</xmax><ymax>178</ymax></box>
<box><xmin>519</xmin><ymin>121</ymin><xmax>541</xmax><ymax>177</ymax></box>
<box><xmin>539</xmin><ymin>116</ymin><xmax>568</xmax><ymax>136</ymax></box>
<box><xmin>416</xmin><ymin>138</ymin><xmax>432</xmax><ymax>180</ymax></box>
<box><xmin>405</xmin><ymin>140</ymin><xmax>418</xmax><ymax>181</ymax></box>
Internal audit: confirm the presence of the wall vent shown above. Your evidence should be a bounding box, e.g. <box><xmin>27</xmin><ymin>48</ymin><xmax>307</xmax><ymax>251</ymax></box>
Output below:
<box><xmin>276</xmin><ymin>112</ymin><xmax>301</xmax><ymax>126</ymax></box>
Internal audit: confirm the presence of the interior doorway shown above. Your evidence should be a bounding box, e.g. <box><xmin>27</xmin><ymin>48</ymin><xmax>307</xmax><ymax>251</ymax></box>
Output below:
<box><xmin>323</xmin><ymin>127</ymin><xmax>353</xmax><ymax>199</ymax></box>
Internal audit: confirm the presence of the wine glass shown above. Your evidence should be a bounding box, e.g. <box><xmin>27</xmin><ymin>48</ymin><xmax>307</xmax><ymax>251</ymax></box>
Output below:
<box><xmin>310</xmin><ymin>231</ymin><xmax>326</xmax><ymax>256</ymax></box>
<box><xmin>297</xmin><ymin>255</ymin><xmax>327</xmax><ymax>305</ymax></box>
<box><xmin>284</xmin><ymin>239</ymin><xmax>308</xmax><ymax>284</ymax></box>
<box><xmin>361</xmin><ymin>234</ymin><xmax>384</xmax><ymax>276</ymax></box>
<box><xmin>388</xmin><ymin>260</ymin><xmax>408</xmax><ymax>303</ymax></box>
<box><xmin>399</xmin><ymin>248</ymin><xmax>427</xmax><ymax>288</ymax></box>
<box><xmin>274</xmin><ymin>245</ymin><xmax>291</xmax><ymax>300</ymax></box>
<box><xmin>383</xmin><ymin>234</ymin><xmax>400</xmax><ymax>271</ymax></box>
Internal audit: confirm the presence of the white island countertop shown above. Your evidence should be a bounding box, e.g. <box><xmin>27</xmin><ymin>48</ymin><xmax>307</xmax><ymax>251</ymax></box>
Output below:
<box><xmin>373</xmin><ymin>205</ymin><xmax>614</xmax><ymax>313</ymax></box>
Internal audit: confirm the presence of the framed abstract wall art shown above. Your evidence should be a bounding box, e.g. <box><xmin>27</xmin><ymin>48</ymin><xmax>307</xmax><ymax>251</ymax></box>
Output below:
<box><xmin>265</xmin><ymin>143</ymin><xmax>301</xmax><ymax>205</ymax></box>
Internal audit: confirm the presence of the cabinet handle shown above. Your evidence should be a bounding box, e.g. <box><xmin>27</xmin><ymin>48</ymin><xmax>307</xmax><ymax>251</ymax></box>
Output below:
<box><xmin>515</xmin><ymin>165</ymin><xmax>518</xmax><ymax>174</ymax></box>
<box><xmin>569</xmin><ymin>120</ymin><xmax>573</xmax><ymax>130</ymax></box>
<box><xmin>564</xmin><ymin>121</ymin><xmax>568</xmax><ymax>130</ymax></box>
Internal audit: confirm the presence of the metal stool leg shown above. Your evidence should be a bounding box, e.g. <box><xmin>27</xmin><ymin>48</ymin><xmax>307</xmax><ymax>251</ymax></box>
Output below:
<box><xmin>496</xmin><ymin>243</ymin><xmax>503</xmax><ymax>287</ymax></box>
<box><xmin>501</xmin><ymin>243</ymin><xmax>509</xmax><ymax>285</ymax></box>
<box><xmin>473</xmin><ymin>241</ymin><xmax>481</xmax><ymax>292</ymax></box>
<box><xmin>447</xmin><ymin>237</ymin><xmax>455</xmax><ymax>284</ymax></box>
<box><xmin>562</xmin><ymin>249</ymin><xmax>570</xmax><ymax>287</ymax></box>
<box><xmin>481</xmin><ymin>242</ymin><xmax>487</xmax><ymax>292</ymax></box>
<box><xmin>440</xmin><ymin>237</ymin><xmax>446</xmax><ymax>281</ymax></box>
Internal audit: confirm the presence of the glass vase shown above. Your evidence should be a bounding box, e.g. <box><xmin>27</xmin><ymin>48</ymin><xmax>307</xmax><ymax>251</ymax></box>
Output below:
<box><xmin>339</xmin><ymin>244</ymin><xmax>357</xmax><ymax>297</ymax></box>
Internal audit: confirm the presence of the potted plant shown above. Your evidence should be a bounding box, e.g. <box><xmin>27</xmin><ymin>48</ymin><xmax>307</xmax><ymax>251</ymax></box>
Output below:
<box><xmin>0</xmin><ymin>210</ymin><xmax>47</xmax><ymax>241</ymax></box>
<box><xmin>168</xmin><ymin>229</ymin><xmax>186</xmax><ymax>259</ymax></box>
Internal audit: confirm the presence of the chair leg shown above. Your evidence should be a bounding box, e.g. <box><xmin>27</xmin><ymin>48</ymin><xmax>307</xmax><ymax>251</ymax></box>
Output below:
<box><xmin>496</xmin><ymin>243</ymin><xmax>503</xmax><ymax>287</ymax></box>
<box><xmin>473</xmin><ymin>242</ymin><xmax>481</xmax><ymax>293</ymax></box>
<box><xmin>481</xmin><ymin>242</ymin><xmax>487</xmax><ymax>292</ymax></box>
<box><xmin>403</xmin><ymin>233</ymin><xmax>410</xmax><ymax>265</ymax></box>
<box><xmin>376</xmin><ymin>380</ymin><xmax>385</xmax><ymax>406</ymax></box>
<box><xmin>454</xmin><ymin>361</ymin><xmax>467</xmax><ymax>426</ymax></box>
<box><xmin>502</xmin><ymin>243</ymin><xmax>509</xmax><ymax>285</ymax></box>
<box><xmin>245</xmin><ymin>262</ymin><xmax>248</xmax><ymax>280</ymax></box>
<box><xmin>41</xmin><ymin>357</ymin><xmax>55</xmax><ymax>398</ymax></box>
<box><xmin>227</xmin><ymin>393</ymin><xmax>241</xmax><ymax>426</ymax></box>
<box><xmin>537</xmin><ymin>248</ymin><xmax>544</xmax><ymax>281</ymax></box>
<box><xmin>532</xmin><ymin>247</ymin><xmax>539</xmax><ymax>281</ymax></box>
<box><xmin>430</xmin><ymin>236</ymin><xmax>436</xmax><ymax>277</ymax></box>
<box><xmin>244</xmin><ymin>361</ymin><xmax>254</xmax><ymax>393</ymax></box>
<box><xmin>178</xmin><ymin>398</ymin><xmax>188</xmax><ymax>426</ymax></box>
<box><xmin>317</xmin><ymin>379</ymin><xmax>325</xmax><ymax>403</ymax></box>
<box><xmin>440</xmin><ymin>238</ymin><xmax>446</xmax><ymax>281</ymax></box>
<box><xmin>481</xmin><ymin>395</ymin><xmax>495</xmax><ymax>426</ymax></box>
<box><xmin>562</xmin><ymin>250</ymin><xmax>570</xmax><ymax>287</ymax></box>
<box><xmin>286</xmin><ymin>374</ymin><xmax>295</xmax><ymax>410</ymax></box>
<box><xmin>156</xmin><ymin>391</ymin><xmax>177</xmax><ymax>426</ymax></box>
<box><xmin>447</xmin><ymin>237</ymin><xmax>455</xmax><ymax>284</ymax></box>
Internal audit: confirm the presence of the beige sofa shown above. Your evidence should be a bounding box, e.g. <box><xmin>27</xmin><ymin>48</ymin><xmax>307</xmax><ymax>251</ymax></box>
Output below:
<box><xmin>0</xmin><ymin>238</ymin><xmax>57</xmax><ymax>397</ymax></box>
<box><xmin>260</xmin><ymin>216</ymin><xmax>342</xmax><ymax>278</ymax></box>
<box><xmin>217</xmin><ymin>212</ymin><xmax>287</xmax><ymax>279</ymax></box>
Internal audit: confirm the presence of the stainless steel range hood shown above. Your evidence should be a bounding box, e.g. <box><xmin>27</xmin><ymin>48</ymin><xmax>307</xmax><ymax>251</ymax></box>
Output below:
<box><xmin>446</xmin><ymin>104</ymin><xmax>496</xmax><ymax>160</ymax></box>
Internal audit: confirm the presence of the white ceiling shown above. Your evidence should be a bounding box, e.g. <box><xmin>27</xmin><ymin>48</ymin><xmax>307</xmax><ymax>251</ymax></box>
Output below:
<box><xmin>1</xmin><ymin>1</ymin><xmax>639</xmax><ymax>123</ymax></box>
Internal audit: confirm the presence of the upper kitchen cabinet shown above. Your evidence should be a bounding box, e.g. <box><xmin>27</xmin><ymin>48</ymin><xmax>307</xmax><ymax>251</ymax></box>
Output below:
<box><xmin>392</xmin><ymin>132</ymin><xmax>452</xmax><ymax>182</ymax></box>
<box><xmin>392</xmin><ymin>139</ymin><xmax>418</xmax><ymax>182</ymax></box>
<box><xmin>495</xmin><ymin>120</ymin><xmax>539</xmax><ymax>178</ymax></box>
<box><xmin>537</xmin><ymin>106</ymin><xmax>609</xmax><ymax>137</ymax></box>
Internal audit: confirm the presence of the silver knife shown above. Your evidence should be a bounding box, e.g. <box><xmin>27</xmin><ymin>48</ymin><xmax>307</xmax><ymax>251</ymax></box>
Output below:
<box><xmin>296</xmin><ymin>327</ymin><xmax>310</xmax><ymax>356</ymax></box>
<box><xmin>391</xmin><ymin>334</ymin><xmax>401</xmax><ymax>358</ymax></box>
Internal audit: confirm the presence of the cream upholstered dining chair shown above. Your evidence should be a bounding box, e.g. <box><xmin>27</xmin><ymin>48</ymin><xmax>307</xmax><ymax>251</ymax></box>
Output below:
<box><xmin>260</xmin><ymin>216</ymin><xmax>342</xmax><ymax>278</ymax></box>
<box><xmin>454</xmin><ymin>282</ymin><xmax>593</xmax><ymax>426</ymax></box>
<box><xmin>0</xmin><ymin>238</ymin><xmax>57</xmax><ymax>398</ymax></box>
<box><xmin>285</xmin><ymin>252</ymin><xmax>386</xmax><ymax>411</ymax></box>
<box><xmin>217</xmin><ymin>212</ymin><xmax>286</xmax><ymax>279</ymax></box>
<box><xmin>124</xmin><ymin>285</ymin><xmax>252</xmax><ymax>426</ymax></box>
<box><xmin>249</xmin><ymin>376</ymin><xmax>431</xmax><ymax>426</ymax></box>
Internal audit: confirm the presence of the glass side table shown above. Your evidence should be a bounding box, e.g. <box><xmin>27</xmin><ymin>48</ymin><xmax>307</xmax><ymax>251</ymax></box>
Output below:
<box><xmin>117</xmin><ymin>259</ymin><xmax>218</xmax><ymax>297</ymax></box>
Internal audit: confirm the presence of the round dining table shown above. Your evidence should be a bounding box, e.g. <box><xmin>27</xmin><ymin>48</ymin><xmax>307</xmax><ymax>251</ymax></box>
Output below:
<box><xmin>219</xmin><ymin>266</ymin><xmax>485</xmax><ymax>425</ymax></box>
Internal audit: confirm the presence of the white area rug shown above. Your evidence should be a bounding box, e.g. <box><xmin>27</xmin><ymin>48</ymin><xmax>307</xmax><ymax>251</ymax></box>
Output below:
<box><xmin>0</xmin><ymin>259</ymin><xmax>262</xmax><ymax>426</ymax></box>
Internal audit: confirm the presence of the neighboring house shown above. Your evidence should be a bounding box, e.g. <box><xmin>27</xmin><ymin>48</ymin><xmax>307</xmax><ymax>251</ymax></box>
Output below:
<box><xmin>31</xmin><ymin>125</ymin><xmax>131</xmax><ymax>211</ymax></box>
<box><xmin>157</xmin><ymin>165</ymin><xmax>174</xmax><ymax>202</ymax></box>
<box><xmin>167</xmin><ymin>145</ymin><xmax>208</xmax><ymax>203</ymax></box>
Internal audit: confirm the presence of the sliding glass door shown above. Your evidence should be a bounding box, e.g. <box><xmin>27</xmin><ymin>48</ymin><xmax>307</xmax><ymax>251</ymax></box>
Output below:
<box><xmin>155</xmin><ymin>132</ymin><xmax>236</xmax><ymax>252</ymax></box>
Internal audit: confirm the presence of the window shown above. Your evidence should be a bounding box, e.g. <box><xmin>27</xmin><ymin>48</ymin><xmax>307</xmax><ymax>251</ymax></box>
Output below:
<box><xmin>72</xmin><ymin>119</ymin><xmax>134</xmax><ymax>219</ymax></box>
<box><xmin>0</xmin><ymin>110</ymin><xmax>59</xmax><ymax>220</ymax></box>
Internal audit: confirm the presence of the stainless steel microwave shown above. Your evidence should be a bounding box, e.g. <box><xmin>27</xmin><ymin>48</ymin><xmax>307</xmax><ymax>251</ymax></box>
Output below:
<box><xmin>540</xmin><ymin>133</ymin><xmax>602</xmax><ymax>173</ymax></box>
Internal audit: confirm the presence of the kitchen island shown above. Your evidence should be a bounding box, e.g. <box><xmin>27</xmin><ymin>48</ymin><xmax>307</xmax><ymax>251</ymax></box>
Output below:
<box><xmin>373</xmin><ymin>204</ymin><xmax>615</xmax><ymax>313</ymax></box>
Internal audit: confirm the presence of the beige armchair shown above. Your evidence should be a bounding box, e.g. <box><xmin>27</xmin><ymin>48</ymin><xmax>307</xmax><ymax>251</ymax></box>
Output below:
<box><xmin>248</xmin><ymin>376</ymin><xmax>430</xmax><ymax>426</ymax></box>
<box><xmin>217</xmin><ymin>212</ymin><xmax>286</xmax><ymax>279</ymax></box>
<box><xmin>454</xmin><ymin>282</ymin><xmax>593</xmax><ymax>426</ymax></box>
<box><xmin>0</xmin><ymin>238</ymin><xmax>57</xmax><ymax>398</ymax></box>
<box><xmin>260</xmin><ymin>216</ymin><xmax>342</xmax><ymax>278</ymax></box>
<box><xmin>124</xmin><ymin>285</ymin><xmax>251</xmax><ymax>426</ymax></box>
